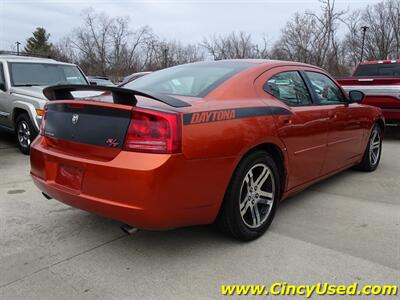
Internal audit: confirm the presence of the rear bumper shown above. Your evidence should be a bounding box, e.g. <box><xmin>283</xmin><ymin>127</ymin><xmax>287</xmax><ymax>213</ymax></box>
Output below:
<box><xmin>32</xmin><ymin>175</ymin><xmax>151</xmax><ymax>227</ymax></box>
<box><xmin>30</xmin><ymin>137</ymin><xmax>235</xmax><ymax>230</ymax></box>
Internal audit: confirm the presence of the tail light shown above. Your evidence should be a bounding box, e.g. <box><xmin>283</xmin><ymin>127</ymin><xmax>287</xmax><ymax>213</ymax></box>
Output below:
<box><xmin>123</xmin><ymin>108</ymin><xmax>181</xmax><ymax>154</ymax></box>
<box><xmin>39</xmin><ymin>105</ymin><xmax>48</xmax><ymax>136</ymax></box>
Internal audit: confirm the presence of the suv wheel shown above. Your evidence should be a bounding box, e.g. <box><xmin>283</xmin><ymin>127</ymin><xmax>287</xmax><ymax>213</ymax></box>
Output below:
<box><xmin>217</xmin><ymin>151</ymin><xmax>280</xmax><ymax>241</ymax></box>
<box><xmin>15</xmin><ymin>113</ymin><xmax>38</xmax><ymax>155</ymax></box>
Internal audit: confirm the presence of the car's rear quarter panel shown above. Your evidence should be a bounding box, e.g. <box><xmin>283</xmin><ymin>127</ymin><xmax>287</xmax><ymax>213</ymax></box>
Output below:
<box><xmin>179</xmin><ymin>98</ymin><xmax>289</xmax><ymax>217</ymax></box>
<box><xmin>181</xmin><ymin>100</ymin><xmax>280</xmax><ymax>158</ymax></box>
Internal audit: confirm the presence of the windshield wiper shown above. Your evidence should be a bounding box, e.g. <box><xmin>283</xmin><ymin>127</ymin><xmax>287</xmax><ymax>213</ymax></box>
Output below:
<box><xmin>13</xmin><ymin>84</ymin><xmax>42</xmax><ymax>87</ymax></box>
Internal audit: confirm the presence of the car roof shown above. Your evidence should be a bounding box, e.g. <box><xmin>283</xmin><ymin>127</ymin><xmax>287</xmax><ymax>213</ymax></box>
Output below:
<box><xmin>359</xmin><ymin>59</ymin><xmax>400</xmax><ymax>65</ymax></box>
<box><xmin>0</xmin><ymin>54</ymin><xmax>76</xmax><ymax>66</ymax></box>
<box><xmin>87</xmin><ymin>76</ymin><xmax>110</xmax><ymax>80</ymax></box>
<box><xmin>220</xmin><ymin>59</ymin><xmax>297</xmax><ymax>64</ymax></box>
<box><xmin>189</xmin><ymin>59</ymin><xmax>322</xmax><ymax>70</ymax></box>
<box><xmin>126</xmin><ymin>71</ymin><xmax>152</xmax><ymax>77</ymax></box>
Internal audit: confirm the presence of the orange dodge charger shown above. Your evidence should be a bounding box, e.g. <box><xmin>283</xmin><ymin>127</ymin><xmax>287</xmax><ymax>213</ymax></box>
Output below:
<box><xmin>30</xmin><ymin>60</ymin><xmax>385</xmax><ymax>240</ymax></box>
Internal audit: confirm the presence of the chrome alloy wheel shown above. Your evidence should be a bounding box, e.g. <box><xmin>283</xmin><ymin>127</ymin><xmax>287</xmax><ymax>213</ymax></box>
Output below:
<box><xmin>369</xmin><ymin>129</ymin><xmax>381</xmax><ymax>166</ymax></box>
<box><xmin>17</xmin><ymin>121</ymin><xmax>32</xmax><ymax>148</ymax></box>
<box><xmin>239</xmin><ymin>163</ymin><xmax>275</xmax><ymax>229</ymax></box>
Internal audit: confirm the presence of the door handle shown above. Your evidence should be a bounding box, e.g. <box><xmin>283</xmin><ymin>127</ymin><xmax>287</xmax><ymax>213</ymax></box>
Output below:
<box><xmin>328</xmin><ymin>111</ymin><xmax>338</xmax><ymax>119</ymax></box>
<box><xmin>279</xmin><ymin>115</ymin><xmax>292</xmax><ymax>124</ymax></box>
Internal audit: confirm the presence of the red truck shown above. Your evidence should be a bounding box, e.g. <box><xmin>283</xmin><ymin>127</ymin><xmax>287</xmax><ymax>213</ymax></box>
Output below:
<box><xmin>337</xmin><ymin>60</ymin><xmax>400</xmax><ymax>125</ymax></box>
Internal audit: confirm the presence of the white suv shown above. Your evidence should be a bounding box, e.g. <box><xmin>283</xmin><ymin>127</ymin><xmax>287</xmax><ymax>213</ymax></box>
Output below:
<box><xmin>0</xmin><ymin>55</ymin><xmax>89</xmax><ymax>154</ymax></box>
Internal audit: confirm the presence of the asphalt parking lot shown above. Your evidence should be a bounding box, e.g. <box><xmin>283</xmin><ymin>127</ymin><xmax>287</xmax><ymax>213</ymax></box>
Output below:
<box><xmin>0</xmin><ymin>128</ymin><xmax>399</xmax><ymax>300</ymax></box>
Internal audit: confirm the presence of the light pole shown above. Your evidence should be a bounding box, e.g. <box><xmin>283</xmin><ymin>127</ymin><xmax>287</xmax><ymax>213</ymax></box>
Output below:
<box><xmin>360</xmin><ymin>26</ymin><xmax>369</xmax><ymax>62</ymax></box>
<box><xmin>163</xmin><ymin>48</ymin><xmax>168</xmax><ymax>69</ymax></box>
<box><xmin>15</xmin><ymin>41</ymin><xmax>21</xmax><ymax>55</ymax></box>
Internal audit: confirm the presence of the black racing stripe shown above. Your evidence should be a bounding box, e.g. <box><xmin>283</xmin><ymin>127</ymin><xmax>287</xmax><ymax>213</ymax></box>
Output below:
<box><xmin>381</xmin><ymin>107</ymin><xmax>400</xmax><ymax>111</ymax></box>
<box><xmin>183</xmin><ymin>106</ymin><xmax>291</xmax><ymax>125</ymax></box>
<box><xmin>235</xmin><ymin>107</ymin><xmax>291</xmax><ymax>118</ymax></box>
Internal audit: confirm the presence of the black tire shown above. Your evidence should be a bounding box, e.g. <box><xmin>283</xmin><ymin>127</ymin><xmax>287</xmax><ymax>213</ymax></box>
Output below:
<box><xmin>15</xmin><ymin>113</ymin><xmax>38</xmax><ymax>155</ymax></box>
<box><xmin>217</xmin><ymin>151</ymin><xmax>281</xmax><ymax>241</ymax></box>
<box><xmin>355</xmin><ymin>124</ymin><xmax>382</xmax><ymax>172</ymax></box>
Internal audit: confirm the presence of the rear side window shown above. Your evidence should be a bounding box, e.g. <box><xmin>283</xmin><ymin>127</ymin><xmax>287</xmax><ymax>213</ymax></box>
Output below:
<box><xmin>0</xmin><ymin>63</ymin><xmax>5</xmax><ymax>90</ymax></box>
<box><xmin>264</xmin><ymin>71</ymin><xmax>312</xmax><ymax>106</ymax></box>
<box><xmin>354</xmin><ymin>63</ymin><xmax>400</xmax><ymax>78</ymax></box>
<box><xmin>306</xmin><ymin>71</ymin><xmax>345</xmax><ymax>104</ymax></box>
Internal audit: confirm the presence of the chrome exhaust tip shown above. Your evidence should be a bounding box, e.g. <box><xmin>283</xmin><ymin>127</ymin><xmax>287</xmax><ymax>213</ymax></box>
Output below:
<box><xmin>120</xmin><ymin>224</ymin><xmax>138</xmax><ymax>235</ymax></box>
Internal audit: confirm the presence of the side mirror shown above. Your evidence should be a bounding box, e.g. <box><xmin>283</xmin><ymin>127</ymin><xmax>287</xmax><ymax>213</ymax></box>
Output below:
<box><xmin>0</xmin><ymin>82</ymin><xmax>6</xmax><ymax>92</ymax></box>
<box><xmin>348</xmin><ymin>90</ymin><xmax>364</xmax><ymax>103</ymax></box>
<box><xmin>90</xmin><ymin>81</ymin><xmax>97</xmax><ymax>86</ymax></box>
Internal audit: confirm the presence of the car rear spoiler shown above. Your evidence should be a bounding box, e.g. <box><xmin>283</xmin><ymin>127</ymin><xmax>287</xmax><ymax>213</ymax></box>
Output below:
<box><xmin>42</xmin><ymin>85</ymin><xmax>191</xmax><ymax>108</ymax></box>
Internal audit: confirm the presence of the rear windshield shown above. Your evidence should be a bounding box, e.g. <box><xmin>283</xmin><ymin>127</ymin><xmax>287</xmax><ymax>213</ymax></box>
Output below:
<box><xmin>9</xmin><ymin>62</ymin><xmax>88</xmax><ymax>86</ymax></box>
<box><xmin>354</xmin><ymin>63</ymin><xmax>400</xmax><ymax>78</ymax></box>
<box><xmin>123</xmin><ymin>61</ymin><xmax>252</xmax><ymax>97</ymax></box>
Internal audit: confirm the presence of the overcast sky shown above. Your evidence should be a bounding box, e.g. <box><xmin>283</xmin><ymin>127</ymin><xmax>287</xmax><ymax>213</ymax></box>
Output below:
<box><xmin>0</xmin><ymin>0</ymin><xmax>382</xmax><ymax>50</ymax></box>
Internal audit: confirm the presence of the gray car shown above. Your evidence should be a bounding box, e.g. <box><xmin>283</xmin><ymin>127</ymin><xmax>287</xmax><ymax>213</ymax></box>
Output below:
<box><xmin>0</xmin><ymin>55</ymin><xmax>89</xmax><ymax>154</ymax></box>
<box><xmin>87</xmin><ymin>76</ymin><xmax>115</xmax><ymax>86</ymax></box>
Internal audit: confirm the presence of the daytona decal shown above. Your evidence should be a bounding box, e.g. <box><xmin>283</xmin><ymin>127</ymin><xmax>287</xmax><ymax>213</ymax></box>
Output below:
<box><xmin>183</xmin><ymin>107</ymin><xmax>291</xmax><ymax>125</ymax></box>
<box><xmin>190</xmin><ymin>110</ymin><xmax>236</xmax><ymax>124</ymax></box>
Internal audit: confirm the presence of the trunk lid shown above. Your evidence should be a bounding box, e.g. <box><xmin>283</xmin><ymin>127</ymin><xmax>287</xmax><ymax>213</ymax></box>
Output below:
<box><xmin>43</xmin><ymin>101</ymin><xmax>132</xmax><ymax>160</ymax></box>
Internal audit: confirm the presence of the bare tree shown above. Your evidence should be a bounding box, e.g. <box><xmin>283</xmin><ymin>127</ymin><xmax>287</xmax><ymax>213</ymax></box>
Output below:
<box><xmin>51</xmin><ymin>37</ymin><xmax>78</xmax><ymax>63</ymax></box>
<box><xmin>342</xmin><ymin>10</ymin><xmax>363</xmax><ymax>67</ymax></box>
<box><xmin>363</xmin><ymin>1</ymin><xmax>395</xmax><ymax>59</ymax></box>
<box><xmin>49</xmin><ymin>1</ymin><xmax>398</xmax><ymax>79</ymax></box>
<box><xmin>271</xmin><ymin>0</ymin><xmax>347</xmax><ymax>75</ymax></box>
<box><xmin>343</xmin><ymin>0</ymin><xmax>400</xmax><ymax>64</ymax></box>
<box><xmin>389</xmin><ymin>0</ymin><xmax>400</xmax><ymax>56</ymax></box>
<box><xmin>58</xmin><ymin>9</ymin><xmax>204</xmax><ymax>79</ymax></box>
<box><xmin>309</xmin><ymin>0</ymin><xmax>347</xmax><ymax>73</ymax></box>
<box><xmin>64</xmin><ymin>10</ymin><xmax>154</xmax><ymax>79</ymax></box>
<box><xmin>271</xmin><ymin>13</ymin><xmax>317</xmax><ymax>63</ymax></box>
<box><xmin>202</xmin><ymin>31</ymin><xmax>269</xmax><ymax>60</ymax></box>
<box><xmin>142</xmin><ymin>37</ymin><xmax>204</xmax><ymax>70</ymax></box>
